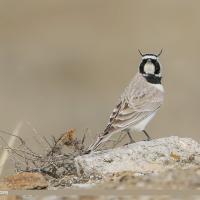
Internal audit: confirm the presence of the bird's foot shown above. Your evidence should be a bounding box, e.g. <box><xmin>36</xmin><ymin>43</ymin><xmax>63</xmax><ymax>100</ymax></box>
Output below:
<box><xmin>123</xmin><ymin>140</ymin><xmax>136</xmax><ymax>146</ymax></box>
<box><xmin>142</xmin><ymin>137</ymin><xmax>152</xmax><ymax>142</ymax></box>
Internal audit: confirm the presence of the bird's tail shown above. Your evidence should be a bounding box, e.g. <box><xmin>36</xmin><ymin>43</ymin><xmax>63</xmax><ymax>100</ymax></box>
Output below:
<box><xmin>86</xmin><ymin>135</ymin><xmax>104</xmax><ymax>153</ymax></box>
<box><xmin>86</xmin><ymin>132</ymin><xmax>111</xmax><ymax>153</ymax></box>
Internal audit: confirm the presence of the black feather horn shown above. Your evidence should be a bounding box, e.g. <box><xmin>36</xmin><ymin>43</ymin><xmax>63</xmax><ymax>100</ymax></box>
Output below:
<box><xmin>138</xmin><ymin>49</ymin><xmax>144</xmax><ymax>56</ymax></box>
<box><xmin>157</xmin><ymin>49</ymin><xmax>163</xmax><ymax>57</ymax></box>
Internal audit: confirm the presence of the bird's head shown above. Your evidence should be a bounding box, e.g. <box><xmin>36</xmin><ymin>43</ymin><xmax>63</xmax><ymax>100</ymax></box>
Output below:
<box><xmin>138</xmin><ymin>50</ymin><xmax>163</xmax><ymax>84</ymax></box>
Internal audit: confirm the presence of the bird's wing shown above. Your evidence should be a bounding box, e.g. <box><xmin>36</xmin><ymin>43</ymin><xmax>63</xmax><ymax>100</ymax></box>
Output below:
<box><xmin>103</xmin><ymin>82</ymin><xmax>164</xmax><ymax>136</ymax></box>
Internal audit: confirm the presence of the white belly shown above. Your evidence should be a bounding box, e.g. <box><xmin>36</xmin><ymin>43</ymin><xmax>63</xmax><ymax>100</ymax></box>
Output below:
<box><xmin>130</xmin><ymin>112</ymin><xmax>156</xmax><ymax>131</ymax></box>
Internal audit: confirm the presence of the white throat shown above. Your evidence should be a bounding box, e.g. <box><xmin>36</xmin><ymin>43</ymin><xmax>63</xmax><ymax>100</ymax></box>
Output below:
<box><xmin>152</xmin><ymin>84</ymin><xmax>164</xmax><ymax>92</ymax></box>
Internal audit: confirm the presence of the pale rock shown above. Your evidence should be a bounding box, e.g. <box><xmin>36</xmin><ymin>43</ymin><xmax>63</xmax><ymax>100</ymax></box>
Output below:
<box><xmin>75</xmin><ymin>136</ymin><xmax>200</xmax><ymax>177</ymax></box>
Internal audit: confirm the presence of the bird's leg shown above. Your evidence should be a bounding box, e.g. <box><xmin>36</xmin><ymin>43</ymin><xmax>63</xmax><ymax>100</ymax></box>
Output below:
<box><xmin>143</xmin><ymin>130</ymin><xmax>151</xmax><ymax>141</ymax></box>
<box><xmin>126</xmin><ymin>130</ymin><xmax>135</xmax><ymax>144</ymax></box>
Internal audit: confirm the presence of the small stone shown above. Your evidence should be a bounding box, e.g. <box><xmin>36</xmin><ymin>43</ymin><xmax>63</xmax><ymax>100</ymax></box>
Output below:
<box><xmin>0</xmin><ymin>172</ymin><xmax>48</xmax><ymax>190</ymax></box>
<box><xmin>56</xmin><ymin>167</ymin><xmax>66</xmax><ymax>176</ymax></box>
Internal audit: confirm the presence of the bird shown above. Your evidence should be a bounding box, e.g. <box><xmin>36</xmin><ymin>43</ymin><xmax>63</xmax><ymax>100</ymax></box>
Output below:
<box><xmin>87</xmin><ymin>50</ymin><xmax>164</xmax><ymax>152</ymax></box>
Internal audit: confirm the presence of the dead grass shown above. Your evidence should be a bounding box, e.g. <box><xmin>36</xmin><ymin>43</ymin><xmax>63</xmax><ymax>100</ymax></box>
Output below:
<box><xmin>0</xmin><ymin>128</ymin><xmax>87</xmax><ymax>180</ymax></box>
<box><xmin>0</xmin><ymin>125</ymin><xmax>128</xmax><ymax>187</ymax></box>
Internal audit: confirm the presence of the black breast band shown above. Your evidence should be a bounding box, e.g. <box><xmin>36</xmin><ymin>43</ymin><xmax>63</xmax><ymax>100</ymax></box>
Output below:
<box><xmin>144</xmin><ymin>74</ymin><xmax>162</xmax><ymax>84</ymax></box>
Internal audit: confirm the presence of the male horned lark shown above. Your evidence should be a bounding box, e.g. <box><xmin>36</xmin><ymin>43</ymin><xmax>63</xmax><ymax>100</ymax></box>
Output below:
<box><xmin>88</xmin><ymin>50</ymin><xmax>164</xmax><ymax>152</ymax></box>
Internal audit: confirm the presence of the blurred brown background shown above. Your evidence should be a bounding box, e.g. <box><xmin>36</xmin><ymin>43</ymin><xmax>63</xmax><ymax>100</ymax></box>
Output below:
<box><xmin>0</xmin><ymin>0</ymin><xmax>200</xmax><ymax>175</ymax></box>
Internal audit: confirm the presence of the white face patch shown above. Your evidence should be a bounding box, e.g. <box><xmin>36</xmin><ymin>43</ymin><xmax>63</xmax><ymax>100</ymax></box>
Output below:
<box><xmin>144</xmin><ymin>62</ymin><xmax>155</xmax><ymax>74</ymax></box>
<box><xmin>142</xmin><ymin>55</ymin><xmax>157</xmax><ymax>60</ymax></box>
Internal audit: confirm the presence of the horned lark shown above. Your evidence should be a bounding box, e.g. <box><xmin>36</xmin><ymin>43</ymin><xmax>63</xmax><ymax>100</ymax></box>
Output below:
<box><xmin>88</xmin><ymin>50</ymin><xmax>164</xmax><ymax>152</ymax></box>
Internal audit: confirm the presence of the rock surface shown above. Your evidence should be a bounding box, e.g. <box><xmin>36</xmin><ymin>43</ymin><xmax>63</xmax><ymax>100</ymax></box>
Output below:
<box><xmin>0</xmin><ymin>172</ymin><xmax>48</xmax><ymax>190</ymax></box>
<box><xmin>101</xmin><ymin>168</ymin><xmax>200</xmax><ymax>190</ymax></box>
<box><xmin>75</xmin><ymin>136</ymin><xmax>200</xmax><ymax>177</ymax></box>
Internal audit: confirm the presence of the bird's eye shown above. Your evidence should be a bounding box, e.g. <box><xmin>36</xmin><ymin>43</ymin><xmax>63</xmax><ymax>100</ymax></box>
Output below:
<box><xmin>139</xmin><ymin>60</ymin><xmax>146</xmax><ymax>74</ymax></box>
<box><xmin>153</xmin><ymin>61</ymin><xmax>160</xmax><ymax>74</ymax></box>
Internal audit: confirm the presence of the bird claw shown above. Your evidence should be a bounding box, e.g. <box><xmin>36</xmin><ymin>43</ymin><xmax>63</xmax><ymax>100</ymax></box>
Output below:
<box><xmin>142</xmin><ymin>138</ymin><xmax>152</xmax><ymax>142</ymax></box>
<box><xmin>123</xmin><ymin>141</ymin><xmax>136</xmax><ymax>146</ymax></box>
